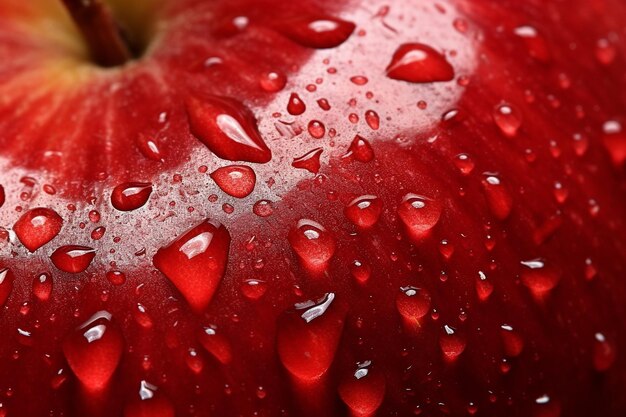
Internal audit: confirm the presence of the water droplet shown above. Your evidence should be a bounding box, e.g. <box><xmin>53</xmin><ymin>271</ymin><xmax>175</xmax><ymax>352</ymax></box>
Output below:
<box><xmin>199</xmin><ymin>326</ymin><xmax>233</xmax><ymax>365</ymax></box>
<box><xmin>482</xmin><ymin>174</ymin><xmax>513</xmax><ymax>220</ymax></box>
<box><xmin>476</xmin><ymin>271</ymin><xmax>493</xmax><ymax>301</ymax></box>
<box><xmin>439</xmin><ymin>325</ymin><xmax>466</xmax><ymax>361</ymax></box>
<box><xmin>438</xmin><ymin>239</ymin><xmax>454</xmax><ymax>260</ymax></box>
<box><xmin>111</xmin><ymin>182</ymin><xmax>153</xmax><ymax>211</ymax></box>
<box><xmin>292</xmin><ymin>148</ymin><xmax>323</xmax><ymax>174</ymax></box>
<box><xmin>136</xmin><ymin>133</ymin><xmax>165</xmax><ymax>162</ymax></box>
<box><xmin>124</xmin><ymin>381</ymin><xmax>175</xmax><ymax>417</ymax></box>
<box><xmin>210</xmin><ymin>165</ymin><xmax>256</xmax><ymax>198</ymax></box>
<box><xmin>453</xmin><ymin>153</ymin><xmax>474</xmax><ymax>175</ymax></box>
<box><xmin>241</xmin><ymin>279</ymin><xmax>267</xmax><ymax>300</ymax></box>
<box><xmin>253</xmin><ymin>200</ymin><xmax>274</xmax><ymax>217</ymax></box>
<box><xmin>500</xmin><ymin>324</ymin><xmax>524</xmax><ymax>357</ymax></box>
<box><xmin>287</xmin><ymin>93</ymin><xmax>306</xmax><ymax>115</ymax></box>
<box><xmin>317</xmin><ymin>98</ymin><xmax>331</xmax><ymax>111</ymax></box>
<box><xmin>386</xmin><ymin>43</ymin><xmax>454</xmax><ymax>83</ymax></box>
<box><xmin>595</xmin><ymin>38</ymin><xmax>616</xmax><ymax>65</ymax></box>
<box><xmin>350</xmin><ymin>75</ymin><xmax>369</xmax><ymax>85</ymax></box>
<box><xmin>0</xmin><ymin>185</ymin><xmax>4</xmax><ymax>208</ymax></box>
<box><xmin>493</xmin><ymin>103</ymin><xmax>522</xmax><ymax>137</ymax></box>
<box><xmin>344</xmin><ymin>195</ymin><xmax>382</xmax><ymax>229</ymax></box>
<box><xmin>277</xmin><ymin>15</ymin><xmax>356</xmax><ymax>48</ymax></box>
<box><xmin>277</xmin><ymin>293</ymin><xmax>345</xmax><ymax>381</ymax></box>
<box><xmin>532</xmin><ymin>395</ymin><xmax>561</xmax><ymax>417</ymax></box>
<box><xmin>32</xmin><ymin>272</ymin><xmax>52</xmax><ymax>302</ymax></box>
<box><xmin>396</xmin><ymin>286</ymin><xmax>431</xmax><ymax>330</ymax></box>
<box><xmin>187</xmin><ymin>95</ymin><xmax>271</xmax><ymax>163</ymax></box>
<box><xmin>50</xmin><ymin>246</ymin><xmax>96</xmax><ymax>273</ymax></box>
<box><xmin>592</xmin><ymin>332</ymin><xmax>616</xmax><ymax>371</ymax></box>
<box><xmin>13</xmin><ymin>208</ymin><xmax>63</xmax><ymax>252</ymax></box>
<box><xmin>514</xmin><ymin>25</ymin><xmax>550</xmax><ymax>62</ymax></box>
<box><xmin>288</xmin><ymin>219</ymin><xmax>336</xmax><ymax>271</ymax></box>
<box><xmin>62</xmin><ymin>311</ymin><xmax>124</xmax><ymax>392</ymax></box>
<box><xmin>0</xmin><ymin>268</ymin><xmax>15</xmax><ymax>307</ymax></box>
<box><xmin>153</xmin><ymin>220</ymin><xmax>231</xmax><ymax>312</ymax></box>
<box><xmin>350</xmin><ymin>260</ymin><xmax>371</xmax><ymax>285</ymax></box>
<box><xmin>343</xmin><ymin>135</ymin><xmax>374</xmax><ymax>162</ymax></box>
<box><xmin>520</xmin><ymin>258</ymin><xmax>560</xmax><ymax>300</ymax></box>
<box><xmin>397</xmin><ymin>194</ymin><xmax>442</xmax><ymax>242</ymax></box>
<box><xmin>339</xmin><ymin>361</ymin><xmax>386</xmax><ymax>417</ymax></box>
<box><xmin>365</xmin><ymin>110</ymin><xmax>380</xmax><ymax>130</ymax></box>
<box><xmin>308</xmin><ymin>120</ymin><xmax>326</xmax><ymax>138</ymax></box>
<box><xmin>259</xmin><ymin>71</ymin><xmax>287</xmax><ymax>92</ymax></box>
<box><xmin>602</xmin><ymin>120</ymin><xmax>626</xmax><ymax>166</ymax></box>
<box><xmin>106</xmin><ymin>270</ymin><xmax>126</xmax><ymax>286</ymax></box>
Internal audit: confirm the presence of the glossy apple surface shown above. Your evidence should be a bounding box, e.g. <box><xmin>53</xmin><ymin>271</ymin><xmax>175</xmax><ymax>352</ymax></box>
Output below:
<box><xmin>0</xmin><ymin>0</ymin><xmax>625</xmax><ymax>416</ymax></box>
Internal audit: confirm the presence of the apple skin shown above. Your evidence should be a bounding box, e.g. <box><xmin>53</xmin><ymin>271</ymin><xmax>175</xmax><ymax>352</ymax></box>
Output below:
<box><xmin>0</xmin><ymin>0</ymin><xmax>626</xmax><ymax>416</ymax></box>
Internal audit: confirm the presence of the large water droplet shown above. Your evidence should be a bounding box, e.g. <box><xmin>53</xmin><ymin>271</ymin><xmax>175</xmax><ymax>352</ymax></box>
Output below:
<box><xmin>338</xmin><ymin>361</ymin><xmax>386</xmax><ymax>417</ymax></box>
<box><xmin>344</xmin><ymin>195</ymin><xmax>382</xmax><ymax>229</ymax></box>
<box><xmin>277</xmin><ymin>293</ymin><xmax>345</xmax><ymax>382</ymax></box>
<box><xmin>153</xmin><ymin>220</ymin><xmax>231</xmax><ymax>312</ymax></box>
<box><xmin>439</xmin><ymin>325</ymin><xmax>466</xmax><ymax>361</ymax></box>
<box><xmin>111</xmin><ymin>182</ymin><xmax>153</xmax><ymax>211</ymax></box>
<box><xmin>187</xmin><ymin>95</ymin><xmax>271</xmax><ymax>163</ymax></box>
<box><xmin>386</xmin><ymin>43</ymin><xmax>454</xmax><ymax>83</ymax></box>
<box><xmin>210</xmin><ymin>165</ymin><xmax>256</xmax><ymax>198</ymax></box>
<box><xmin>13</xmin><ymin>208</ymin><xmax>63</xmax><ymax>252</ymax></box>
<box><xmin>277</xmin><ymin>15</ymin><xmax>356</xmax><ymax>49</ymax></box>
<box><xmin>397</xmin><ymin>194</ymin><xmax>442</xmax><ymax>242</ymax></box>
<box><xmin>62</xmin><ymin>311</ymin><xmax>124</xmax><ymax>392</ymax></box>
<box><xmin>288</xmin><ymin>219</ymin><xmax>336</xmax><ymax>271</ymax></box>
<box><xmin>50</xmin><ymin>246</ymin><xmax>96</xmax><ymax>273</ymax></box>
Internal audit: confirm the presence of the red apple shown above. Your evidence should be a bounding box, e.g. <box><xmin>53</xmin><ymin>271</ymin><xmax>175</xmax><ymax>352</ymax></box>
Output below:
<box><xmin>0</xmin><ymin>0</ymin><xmax>625</xmax><ymax>416</ymax></box>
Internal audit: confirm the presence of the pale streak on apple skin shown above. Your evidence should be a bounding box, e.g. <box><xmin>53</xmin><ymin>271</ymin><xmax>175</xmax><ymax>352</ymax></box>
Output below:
<box><xmin>0</xmin><ymin>0</ymin><xmax>476</xmax><ymax>270</ymax></box>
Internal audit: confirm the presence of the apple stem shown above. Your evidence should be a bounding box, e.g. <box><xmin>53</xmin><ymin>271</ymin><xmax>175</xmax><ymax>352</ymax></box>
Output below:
<box><xmin>61</xmin><ymin>0</ymin><xmax>133</xmax><ymax>67</ymax></box>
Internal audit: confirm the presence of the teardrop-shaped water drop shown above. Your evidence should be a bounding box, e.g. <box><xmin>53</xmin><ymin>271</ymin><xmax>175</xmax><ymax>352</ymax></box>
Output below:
<box><xmin>259</xmin><ymin>71</ymin><xmax>287</xmax><ymax>92</ymax></box>
<box><xmin>198</xmin><ymin>326</ymin><xmax>233</xmax><ymax>365</ymax></box>
<box><xmin>396</xmin><ymin>286</ymin><xmax>431</xmax><ymax>331</ymax></box>
<box><xmin>62</xmin><ymin>310</ymin><xmax>124</xmax><ymax>392</ymax></box>
<box><xmin>111</xmin><ymin>182</ymin><xmax>153</xmax><ymax>211</ymax></box>
<box><xmin>493</xmin><ymin>103</ymin><xmax>522</xmax><ymax>137</ymax></box>
<box><xmin>288</xmin><ymin>219</ymin><xmax>336</xmax><ymax>271</ymax></box>
<box><xmin>500</xmin><ymin>324</ymin><xmax>524</xmax><ymax>357</ymax></box>
<box><xmin>13</xmin><ymin>208</ymin><xmax>63</xmax><ymax>252</ymax></box>
<box><xmin>136</xmin><ymin>133</ymin><xmax>165</xmax><ymax>162</ymax></box>
<box><xmin>187</xmin><ymin>95</ymin><xmax>271</xmax><ymax>163</ymax></box>
<box><xmin>344</xmin><ymin>195</ymin><xmax>382</xmax><ymax>229</ymax></box>
<box><xmin>397</xmin><ymin>194</ymin><xmax>442</xmax><ymax>242</ymax></box>
<box><xmin>520</xmin><ymin>258</ymin><xmax>561</xmax><ymax>301</ymax></box>
<box><xmin>343</xmin><ymin>135</ymin><xmax>374</xmax><ymax>162</ymax></box>
<box><xmin>592</xmin><ymin>332</ymin><xmax>616</xmax><ymax>372</ymax></box>
<box><xmin>124</xmin><ymin>380</ymin><xmax>175</xmax><ymax>417</ymax></box>
<box><xmin>50</xmin><ymin>246</ymin><xmax>96</xmax><ymax>273</ymax></box>
<box><xmin>277</xmin><ymin>293</ymin><xmax>346</xmax><ymax>382</ymax></box>
<box><xmin>277</xmin><ymin>14</ymin><xmax>356</xmax><ymax>49</ymax></box>
<box><xmin>292</xmin><ymin>148</ymin><xmax>323</xmax><ymax>174</ymax></box>
<box><xmin>386</xmin><ymin>43</ymin><xmax>454</xmax><ymax>83</ymax></box>
<box><xmin>439</xmin><ymin>325</ymin><xmax>466</xmax><ymax>362</ymax></box>
<box><xmin>514</xmin><ymin>25</ymin><xmax>551</xmax><ymax>62</ymax></box>
<box><xmin>153</xmin><ymin>220</ymin><xmax>231</xmax><ymax>313</ymax></box>
<box><xmin>210</xmin><ymin>165</ymin><xmax>256</xmax><ymax>198</ymax></box>
<box><xmin>365</xmin><ymin>110</ymin><xmax>380</xmax><ymax>130</ymax></box>
<box><xmin>287</xmin><ymin>93</ymin><xmax>306</xmax><ymax>115</ymax></box>
<box><xmin>482</xmin><ymin>174</ymin><xmax>513</xmax><ymax>220</ymax></box>
<box><xmin>32</xmin><ymin>272</ymin><xmax>53</xmax><ymax>302</ymax></box>
<box><xmin>338</xmin><ymin>361</ymin><xmax>386</xmax><ymax>417</ymax></box>
<box><xmin>602</xmin><ymin>120</ymin><xmax>626</xmax><ymax>166</ymax></box>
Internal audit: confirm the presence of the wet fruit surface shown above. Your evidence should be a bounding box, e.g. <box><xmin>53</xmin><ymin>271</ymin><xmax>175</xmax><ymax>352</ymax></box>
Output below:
<box><xmin>0</xmin><ymin>0</ymin><xmax>626</xmax><ymax>416</ymax></box>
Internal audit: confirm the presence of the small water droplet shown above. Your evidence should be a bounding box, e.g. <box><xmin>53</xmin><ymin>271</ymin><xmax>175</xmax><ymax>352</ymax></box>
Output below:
<box><xmin>602</xmin><ymin>120</ymin><xmax>626</xmax><ymax>166</ymax></box>
<box><xmin>199</xmin><ymin>326</ymin><xmax>233</xmax><ymax>365</ymax></box>
<box><xmin>439</xmin><ymin>325</ymin><xmax>466</xmax><ymax>361</ymax></box>
<box><xmin>595</xmin><ymin>38</ymin><xmax>616</xmax><ymax>65</ymax></box>
<box><xmin>592</xmin><ymin>332</ymin><xmax>616</xmax><ymax>371</ymax></box>
<box><xmin>365</xmin><ymin>110</ymin><xmax>380</xmax><ymax>130</ymax></box>
<box><xmin>520</xmin><ymin>258</ymin><xmax>560</xmax><ymax>301</ymax></box>
<box><xmin>308</xmin><ymin>120</ymin><xmax>326</xmax><ymax>138</ymax></box>
<box><xmin>482</xmin><ymin>174</ymin><xmax>513</xmax><ymax>220</ymax></box>
<box><xmin>253</xmin><ymin>200</ymin><xmax>274</xmax><ymax>217</ymax></box>
<box><xmin>277</xmin><ymin>15</ymin><xmax>356</xmax><ymax>48</ymax></box>
<box><xmin>32</xmin><ymin>272</ymin><xmax>53</xmax><ymax>302</ymax></box>
<box><xmin>453</xmin><ymin>153</ymin><xmax>474</xmax><ymax>175</ymax></box>
<box><xmin>287</xmin><ymin>93</ymin><xmax>306</xmax><ymax>115</ymax></box>
<box><xmin>13</xmin><ymin>208</ymin><xmax>63</xmax><ymax>252</ymax></box>
<box><xmin>396</xmin><ymin>286</ymin><xmax>431</xmax><ymax>331</ymax></box>
<box><xmin>259</xmin><ymin>71</ymin><xmax>287</xmax><ymax>92</ymax></box>
<box><xmin>397</xmin><ymin>194</ymin><xmax>442</xmax><ymax>242</ymax></box>
<box><xmin>344</xmin><ymin>195</ymin><xmax>382</xmax><ymax>229</ymax></box>
<box><xmin>514</xmin><ymin>25</ymin><xmax>550</xmax><ymax>62</ymax></box>
<box><xmin>500</xmin><ymin>324</ymin><xmax>524</xmax><ymax>357</ymax></box>
<box><xmin>124</xmin><ymin>380</ymin><xmax>175</xmax><ymax>417</ymax></box>
<box><xmin>493</xmin><ymin>103</ymin><xmax>522</xmax><ymax>137</ymax></box>
<box><xmin>50</xmin><ymin>246</ymin><xmax>96</xmax><ymax>273</ymax></box>
<box><xmin>476</xmin><ymin>271</ymin><xmax>493</xmax><ymax>301</ymax></box>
